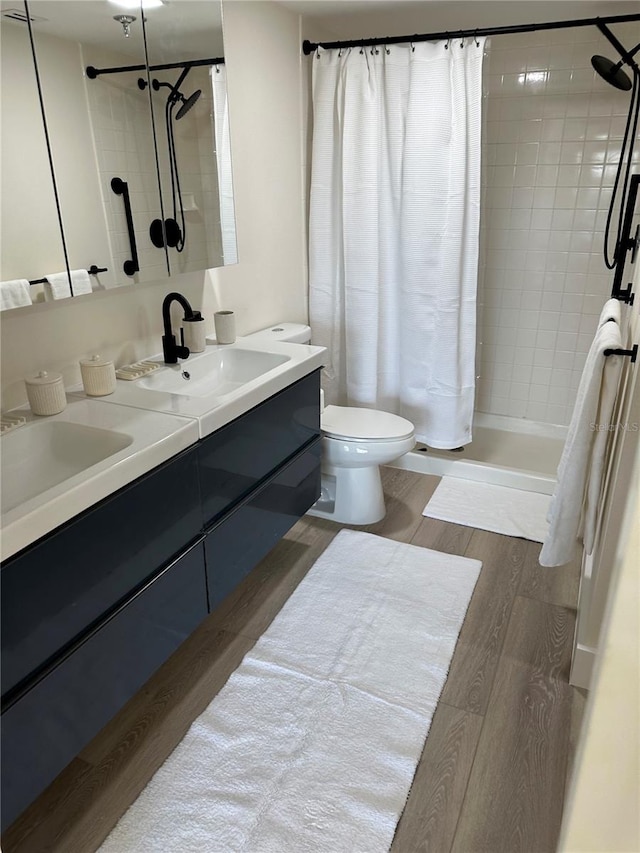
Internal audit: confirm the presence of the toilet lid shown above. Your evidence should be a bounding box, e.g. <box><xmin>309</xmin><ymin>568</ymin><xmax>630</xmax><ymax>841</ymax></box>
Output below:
<box><xmin>321</xmin><ymin>406</ymin><xmax>415</xmax><ymax>441</ymax></box>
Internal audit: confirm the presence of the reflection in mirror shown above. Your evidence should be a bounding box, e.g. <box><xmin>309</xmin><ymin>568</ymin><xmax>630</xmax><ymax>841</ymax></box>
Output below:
<box><xmin>144</xmin><ymin>0</ymin><xmax>237</xmax><ymax>273</ymax></box>
<box><xmin>0</xmin><ymin>0</ymin><xmax>237</xmax><ymax>309</ymax></box>
<box><xmin>26</xmin><ymin>0</ymin><xmax>169</xmax><ymax>290</ymax></box>
<box><xmin>0</xmin><ymin>1</ymin><xmax>69</xmax><ymax>306</ymax></box>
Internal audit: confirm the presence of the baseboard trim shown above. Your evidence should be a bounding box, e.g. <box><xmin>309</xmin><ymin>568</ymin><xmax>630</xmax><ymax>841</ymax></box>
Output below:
<box><xmin>570</xmin><ymin>643</ymin><xmax>596</xmax><ymax>690</ymax></box>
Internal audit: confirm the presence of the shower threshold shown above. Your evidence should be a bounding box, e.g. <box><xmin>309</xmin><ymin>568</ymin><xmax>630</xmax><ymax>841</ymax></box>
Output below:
<box><xmin>389</xmin><ymin>412</ymin><xmax>566</xmax><ymax>495</ymax></box>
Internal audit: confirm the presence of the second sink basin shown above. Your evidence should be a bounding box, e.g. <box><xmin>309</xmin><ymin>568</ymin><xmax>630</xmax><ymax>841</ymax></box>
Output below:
<box><xmin>138</xmin><ymin>348</ymin><xmax>290</xmax><ymax>397</ymax></box>
<box><xmin>2</xmin><ymin>420</ymin><xmax>133</xmax><ymax>513</ymax></box>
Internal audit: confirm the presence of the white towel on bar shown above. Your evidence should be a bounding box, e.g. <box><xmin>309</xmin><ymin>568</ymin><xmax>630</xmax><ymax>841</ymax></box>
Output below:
<box><xmin>540</xmin><ymin>319</ymin><xmax>623</xmax><ymax>567</ymax></box>
<box><xmin>582</xmin><ymin>346</ymin><xmax>624</xmax><ymax>555</ymax></box>
<box><xmin>598</xmin><ymin>297</ymin><xmax>621</xmax><ymax>327</ymax></box>
<box><xmin>44</xmin><ymin>269</ymin><xmax>92</xmax><ymax>301</ymax></box>
<box><xmin>0</xmin><ymin>279</ymin><xmax>32</xmax><ymax>310</ymax></box>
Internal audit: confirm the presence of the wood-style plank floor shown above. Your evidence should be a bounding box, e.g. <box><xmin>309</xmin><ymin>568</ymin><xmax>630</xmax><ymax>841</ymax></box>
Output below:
<box><xmin>2</xmin><ymin>469</ymin><xmax>583</xmax><ymax>853</ymax></box>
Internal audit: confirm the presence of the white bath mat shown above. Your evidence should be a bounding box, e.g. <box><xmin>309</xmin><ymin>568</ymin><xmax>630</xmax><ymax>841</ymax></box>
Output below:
<box><xmin>99</xmin><ymin>530</ymin><xmax>481</xmax><ymax>853</ymax></box>
<box><xmin>423</xmin><ymin>476</ymin><xmax>551</xmax><ymax>542</ymax></box>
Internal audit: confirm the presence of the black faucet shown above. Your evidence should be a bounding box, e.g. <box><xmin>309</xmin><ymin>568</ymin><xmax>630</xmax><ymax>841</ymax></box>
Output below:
<box><xmin>162</xmin><ymin>291</ymin><xmax>196</xmax><ymax>363</ymax></box>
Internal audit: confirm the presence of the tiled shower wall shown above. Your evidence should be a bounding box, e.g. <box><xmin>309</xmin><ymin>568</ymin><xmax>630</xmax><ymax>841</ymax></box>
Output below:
<box><xmin>150</xmin><ymin>64</ymin><xmax>224</xmax><ymax>274</ymax></box>
<box><xmin>83</xmin><ymin>44</ymin><xmax>169</xmax><ymax>285</ymax></box>
<box><xmin>84</xmin><ymin>48</ymin><xmax>223</xmax><ymax>284</ymax></box>
<box><xmin>476</xmin><ymin>25</ymin><xmax>639</xmax><ymax>426</ymax></box>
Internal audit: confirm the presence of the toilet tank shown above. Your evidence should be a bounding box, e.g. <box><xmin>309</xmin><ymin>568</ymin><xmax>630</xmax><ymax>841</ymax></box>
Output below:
<box><xmin>243</xmin><ymin>323</ymin><xmax>311</xmax><ymax>345</ymax></box>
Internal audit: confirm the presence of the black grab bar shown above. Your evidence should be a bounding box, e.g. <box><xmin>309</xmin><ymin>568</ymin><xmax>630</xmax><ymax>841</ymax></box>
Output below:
<box><xmin>111</xmin><ymin>177</ymin><xmax>139</xmax><ymax>276</ymax></box>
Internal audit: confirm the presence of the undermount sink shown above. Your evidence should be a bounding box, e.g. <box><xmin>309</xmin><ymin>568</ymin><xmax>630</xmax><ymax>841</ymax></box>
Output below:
<box><xmin>138</xmin><ymin>347</ymin><xmax>290</xmax><ymax>398</ymax></box>
<box><xmin>1</xmin><ymin>420</ymin><xmax>133</xmax><ymax>513</ymax></box>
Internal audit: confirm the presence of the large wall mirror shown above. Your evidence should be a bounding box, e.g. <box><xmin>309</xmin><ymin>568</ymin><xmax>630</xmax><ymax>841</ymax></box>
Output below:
<box><xmin>0</xmin><ymin>0</ymin><xmax>237</xmax><ymax>305</ymax></box>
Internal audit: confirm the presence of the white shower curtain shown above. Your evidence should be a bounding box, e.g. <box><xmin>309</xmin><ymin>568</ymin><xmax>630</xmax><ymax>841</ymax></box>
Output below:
<box><xmin>211</xmin><ymin>65</ymin><xmax>238</xmax><ymax>265</ymax></box>
<box><xmin>309</xmin><ymin>41</ymin><xmax>484</xmax><ymax>448</ymax></box>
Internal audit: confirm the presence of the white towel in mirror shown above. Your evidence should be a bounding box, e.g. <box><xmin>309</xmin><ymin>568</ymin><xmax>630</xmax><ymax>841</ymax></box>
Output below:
<box><xmin>0</xmin><ymin>279</ymin><xmax>32</xmax><ymax>310</ymax></box>
<box><xmin>44</xmin><ymin>269</ymin><xmax>92</xmax><ymax>301</ymax></box>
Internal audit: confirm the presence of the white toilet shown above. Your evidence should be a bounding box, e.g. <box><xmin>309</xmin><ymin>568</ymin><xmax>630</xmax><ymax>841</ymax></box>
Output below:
<box><xmin>244</xmin><ymin>324</ymin><xmax>416</xmax><ymax>525</ymax></box>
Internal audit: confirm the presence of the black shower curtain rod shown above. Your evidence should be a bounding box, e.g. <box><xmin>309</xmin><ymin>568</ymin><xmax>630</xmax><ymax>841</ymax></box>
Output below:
<box><xmin>302</xmin><ymin>12</ymin><xmax>640</xmax><ymax>55</ymax></box>
<box><xmin>86</xmin><ymin>56</ymin><xmax>224</xmax><ymax>80</ymax></box>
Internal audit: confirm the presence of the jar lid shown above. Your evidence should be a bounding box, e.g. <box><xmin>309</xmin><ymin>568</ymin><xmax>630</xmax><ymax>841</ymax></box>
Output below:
<box><xmin>25</xmin><ymin>370</ymin><xmax>63</xmax><ymax>386</ymax></box>
<box><xmin>80</xmin><ymin>354</ymin><xmax>113</xmax><ymax>369</ymax></box>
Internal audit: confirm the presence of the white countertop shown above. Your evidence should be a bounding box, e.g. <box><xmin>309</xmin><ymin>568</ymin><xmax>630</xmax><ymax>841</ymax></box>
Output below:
<box><xmin>1</xmin><ymin>399</ymin><xmax>198</xmax><ymax>562</ymax></box>
<box><xmin>1</xmin><ymin>338</ymin><xmax>325</xmax><ymax>562</ymax></box>
<box><xmin>75</xmin><ymin>337</ymin><xmax>326</xmax><ymax>439</ymax></box>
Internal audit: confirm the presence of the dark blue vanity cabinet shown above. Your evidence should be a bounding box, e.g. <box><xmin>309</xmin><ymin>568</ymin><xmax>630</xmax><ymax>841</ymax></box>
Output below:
<box><xmin>197</xmin><ymin>369</ymin><xmax>320</xmax><ymax>526</ymax></box>
<box><xmin>2</xmin><ymin>539</ymin><xmax>208</xmax><ymax>832</ymax></box>
<box><xmin>1</xmin><ymin>447</ymin><xmax>203</xmax><ymax>699</ymax></box>
<box><xmin>0</xmin><ymin>370</ymin><xmax>321</xmax><ymax>830</ymax></box>
<box><xmin>206</xmin><ymin>440</ymin><xmax>322</xmax><ymax>609</ymax></box>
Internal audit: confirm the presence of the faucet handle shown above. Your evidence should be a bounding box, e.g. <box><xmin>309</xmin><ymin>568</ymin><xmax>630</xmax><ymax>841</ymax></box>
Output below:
<box><xmin>175</xmin><ymin>344</ymin><xmax>190</xmax><ymax>360</ymax></box>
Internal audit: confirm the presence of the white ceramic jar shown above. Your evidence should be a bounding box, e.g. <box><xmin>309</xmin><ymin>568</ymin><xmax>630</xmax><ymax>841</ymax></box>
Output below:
<box><xmin>80</xmin><ymin>354</ymin><xmax>116</xmax><ymax>396</ymax></box>
<box><xmin>24</xmin><ymin>371</ymin><xmax>66</xmax><ymax>415</ymax></box>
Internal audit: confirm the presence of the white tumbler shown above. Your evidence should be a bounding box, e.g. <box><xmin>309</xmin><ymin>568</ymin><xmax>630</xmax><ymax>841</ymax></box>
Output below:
<box><xmin>214</xmin><ymin>310</ymin><xmax>236</xmax><ymax>344</ymax></box>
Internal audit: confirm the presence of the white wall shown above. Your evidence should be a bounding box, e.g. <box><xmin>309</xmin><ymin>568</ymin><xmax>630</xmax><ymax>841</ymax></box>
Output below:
<box><xmin>0</xmin><ymin>0</ymin><xmax>308</xmax><ymax>411</ymax></box>
<box><xmin>202</xmin><ymin>0</ymin><xmax>308</xmax><ymax>333</ymax></box>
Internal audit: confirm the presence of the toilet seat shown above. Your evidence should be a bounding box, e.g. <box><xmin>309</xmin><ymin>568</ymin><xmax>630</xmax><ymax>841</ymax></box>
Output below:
<box><xmin>321</xmin><ymin>405</ymin><xmax>414</xmax><ymax>442</ymax></box>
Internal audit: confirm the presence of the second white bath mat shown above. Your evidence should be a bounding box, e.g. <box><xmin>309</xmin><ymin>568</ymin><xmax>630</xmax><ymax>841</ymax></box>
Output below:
<box><xmin>423</xmin><ymin>477</ymin><xmax>551</xmax><ymax>542</ymax></box>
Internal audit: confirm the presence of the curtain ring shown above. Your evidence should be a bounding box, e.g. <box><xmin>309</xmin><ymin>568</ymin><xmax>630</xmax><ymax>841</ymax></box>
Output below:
<box><xmin>385</xmin><ymin>45</ymin><xmax>391</xmax><ymax>55</ymax></box>
<box><xmin>410</xmin><ymin>42</ymin><xmax>415</xmax><ymax>52</ymax></box>
<box><xmin>445</xmin><ymin>36</ymin><xmax>450</xmax><ymax>50</ymax></box>
<box><xmin>474</xmin><ymin>30</ymin><xmax>480</xmax><ymax>47</ymax></box>
<box><xmin>338</xmin><ymin>47</ymin><xmax>343</xmax><ymax>57</ymax></box>
<box><xmin>315</xmin><ymin>47</ymin><xmax>320</xmax><ymax>59</ymax></box>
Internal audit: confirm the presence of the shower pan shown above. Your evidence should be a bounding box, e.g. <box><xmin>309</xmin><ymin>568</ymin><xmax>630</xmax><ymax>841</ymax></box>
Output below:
<box><xmin>394</xmin><ymin>415</ymin><xmax>566</xmax><ymax>494</ymax></box>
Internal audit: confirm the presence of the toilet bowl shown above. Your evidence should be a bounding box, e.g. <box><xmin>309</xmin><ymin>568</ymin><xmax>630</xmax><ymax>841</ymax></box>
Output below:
<box><xmin>243</xmin><ymin>324</ymin><xmax>416</xmax><ymax>524</ymax></box>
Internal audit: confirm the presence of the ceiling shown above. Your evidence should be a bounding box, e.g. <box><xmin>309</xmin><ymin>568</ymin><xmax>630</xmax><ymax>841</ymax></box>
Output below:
<box><xmin>278</xmin><ymin>0</ymin><xmax>640</xmax><ymax>42</ymax></box>
<box><xmin>0</xmin><ymin>0</ymin><xmax>224</xmax><ymax>60</ymax></box>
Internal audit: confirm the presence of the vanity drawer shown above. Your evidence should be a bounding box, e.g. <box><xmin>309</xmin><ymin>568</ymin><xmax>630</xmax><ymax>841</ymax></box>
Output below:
<box><xmin>205</xmin><ymin>437</ymin><xmax>321</xmax><ymax>610</ymax></box>
<box><xmin>0</xmin><ymin>538</ymin><xmax>208</xmax><ymax>832</ymax></box>
<box><xmin>1</xmin><ymin>445</ymin><xmax>201</xmax><ymax>699</ymax></box>
<box><xmin>197</xmin><ymin>370</ymin><xmax>320</xmax><ymax>528</ymax></box>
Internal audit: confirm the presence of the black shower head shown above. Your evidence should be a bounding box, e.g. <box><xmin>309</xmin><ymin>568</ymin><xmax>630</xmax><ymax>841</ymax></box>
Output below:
<box><xmin>175</xmin><ymin>89</ymin><xmax>202</xmax><ymax>120</ymax></box>
<box><xmin>591</xmin><ymin>54</ymin><xmax>633</xmax><ymax>91</ymax></box>
<box><xmin>152</xmin><ymin>78</ymin><xmax>202</xmax><ymax>119</ymax></box>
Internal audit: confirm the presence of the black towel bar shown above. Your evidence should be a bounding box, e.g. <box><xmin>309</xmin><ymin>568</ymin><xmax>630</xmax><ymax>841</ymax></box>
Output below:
<box><xmin>604</xmin><ymin>343</ymin><xmax>638</xmax><ymax>362</ymax></box>
<box><xmin>28</xmin><ymin>266</ymin><xmax>108</xmax><ymax>286</ymax></box>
